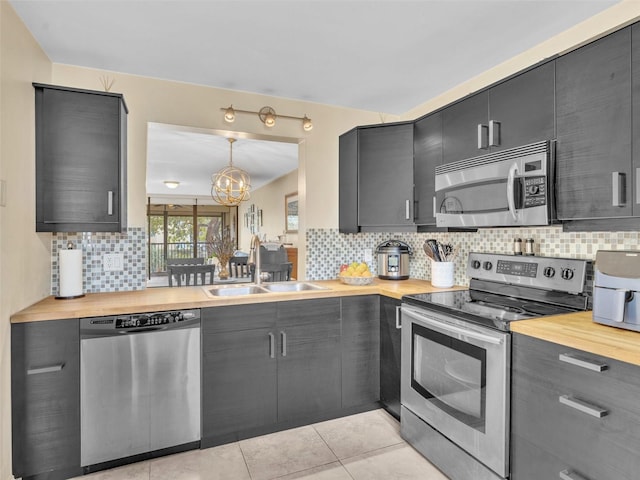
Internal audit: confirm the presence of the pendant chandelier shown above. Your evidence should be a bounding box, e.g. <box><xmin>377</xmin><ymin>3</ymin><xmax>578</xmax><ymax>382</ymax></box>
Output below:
<box><xmin>211</xmin><ymin>138</ymin><xmax>251</xmax><ymax>206</ymax></box>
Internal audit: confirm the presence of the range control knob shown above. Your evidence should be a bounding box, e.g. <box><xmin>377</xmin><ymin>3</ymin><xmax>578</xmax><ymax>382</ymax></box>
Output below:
<box><xmin>471</xmin><ymin>260</ymin><xmax>481</xmax><ymax>269</ymax></box>
<box><xmin>561</xmin><ymin>268</ymin><xmax>574</xmax><ymax>280</ymax></box>
<box><xmin>543</xmin><ymin>267</ymin><xmax>555</xmax><ymax>278</ymax></box>
<box><xmin>527</xmin><ymin>185</ymin><xmax>540</xmax><ymax>195</ymax></box>
<box><xmin>483</xmin><ymin>261</ymin><xmax>493</xmax><ymax>271</ymax></box>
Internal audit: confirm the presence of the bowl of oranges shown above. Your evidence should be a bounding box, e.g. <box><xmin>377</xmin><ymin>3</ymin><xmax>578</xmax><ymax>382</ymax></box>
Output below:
<box><xmin>338</xmin><ymin>262</ymin><xmax>374</xmax><ymax>285</ymax></box>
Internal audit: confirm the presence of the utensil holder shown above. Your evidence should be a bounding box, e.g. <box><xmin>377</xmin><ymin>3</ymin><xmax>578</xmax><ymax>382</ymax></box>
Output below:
<box><xmin>431</xmin><ymin>261</ymin><xmax>454</xmax><ymax>288</ymax></box>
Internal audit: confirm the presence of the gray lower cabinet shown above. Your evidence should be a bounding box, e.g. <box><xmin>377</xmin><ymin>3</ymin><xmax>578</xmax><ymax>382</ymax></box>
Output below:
<box><xmin>202</xmin><ymin>297</ymin><xmax>377</xmax><ymax>446</ymax></box>
<box><xmin>341</xmin><ymin>296</ymin><xmax>380</xmax><ymax>408</ymax></box>
<box><xmin>511</xmin><ymin>333</ymin><xmax>640</xmax><ymax>480</ymax></box>
<box><xmin>379</xmin><ymin>296</ymin><xmax>401</xmax><ymax>420</ymax></box>
<box><xmin>11</xmin><ymin>319</ymin><xmax>82</xmax><ymax>480</ymax></box>
<box><xmin>276</xmin><ymin>299</ymin><xmax>342</xmax><ymax>421</ymax></box>
<box><xmin>201</xmin><ymin>303</ymin><xmax>278</xmax><ymax>445</ymax></box>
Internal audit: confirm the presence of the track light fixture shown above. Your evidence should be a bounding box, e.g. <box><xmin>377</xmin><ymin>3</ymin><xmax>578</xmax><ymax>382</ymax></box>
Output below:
<box><xmin>221</xmin><ymin>105</ymin><xmax>313</xmax><ymax>131</ymax></box>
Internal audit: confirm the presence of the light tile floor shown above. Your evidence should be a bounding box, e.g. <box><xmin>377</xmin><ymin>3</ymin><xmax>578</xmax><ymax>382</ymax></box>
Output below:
<box><xmin>72</xmin><ymin>409</ymin><xmax>450</xmax><ymax>480</ymax></box>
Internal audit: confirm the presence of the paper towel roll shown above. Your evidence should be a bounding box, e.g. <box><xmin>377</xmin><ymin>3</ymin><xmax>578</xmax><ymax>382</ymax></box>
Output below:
<box><xmin>59</xmin><ymin>249</ymin><xmax>83</xmax><ymax>298</ymax></box>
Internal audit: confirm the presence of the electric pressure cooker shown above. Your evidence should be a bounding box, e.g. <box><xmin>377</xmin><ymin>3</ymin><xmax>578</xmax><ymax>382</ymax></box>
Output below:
<box><xmin>375</xmin><ymin>240</ymin><xmax>412</xmax><ymax>280</ymax></box>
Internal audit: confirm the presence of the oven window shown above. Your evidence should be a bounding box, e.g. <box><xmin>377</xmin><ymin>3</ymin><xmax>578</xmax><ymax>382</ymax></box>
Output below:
<box><xmin>439</xmin><ymin>179</ymin><xmax>508</xmax><ymax>214</ymax></box>
<box><xmin>411</xmin><ymin>323</ymin><xmax>486</xmax><ymax>432</ymax></box>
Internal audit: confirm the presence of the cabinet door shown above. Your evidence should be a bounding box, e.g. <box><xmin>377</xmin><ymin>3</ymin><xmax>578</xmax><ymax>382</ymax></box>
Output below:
<box><xmin>489</xmin><ymin>61</ymin><xmax>555</xmax><ymax>151</ymax></box>
<box><xmin>631</xmin><ymin>23</ymin><xmax>640</xmax><ymax>215</ymax></box>
<box><xmin>379</xmin><ymin>297</ymin><xmax>402</xmax><ymax>419</ymax></box>
<box><xmin>556</xmin><ymin>28</ymin><xmax>632</xmax><ymax>220</ymax></box>
<box><xmin>201</xmin><ymin>305</ymin><xmax>278</xmax><ymax>444</ymax></box>
<box><xmin>277</xmin><ymin>299</ymin><xmax>342</xmax><ymax>421</ymax></box>
<box><xmin>11</xmin><ymin>319</ymin><xmax>81</xmax><ymax>479</ymax></box>
<box><xmin>442</xmin><ymin>92</ymin><xmax>489</xmax><ymax>164</ymax></box>
<box><xmin>358</xmin><ymin>123</ymin><xmax>415</xmax><ymax>228</ymax></box>
<box><xmin>339</xmin><ymin>128</ymin><xmax>360</xmax><ymax>233</ymax></box>
<box><xmin>35</xmin><ymin>85</ymin><xmax>127</xmax><ymax>232</ymax></box>
<box><xmin>341</xmin><ymin>296</ymin><xmax>380</xmax><ymax>408</ymax></box>
<box><xmin>414</xmin><ymin>112</ymin><xmax>443</xmax><ymax>225</ymax></box>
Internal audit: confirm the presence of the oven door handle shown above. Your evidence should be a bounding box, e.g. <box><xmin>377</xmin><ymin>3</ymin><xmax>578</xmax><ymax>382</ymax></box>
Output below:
<box><xmin>507</xmin><ymin>163</ymin><xmax>519</xmax><ymax>221</ymax></box>
<box><xmin>402</xmin><ymin>307</ymin><xmax>504</xmax><ymax>346</ymax></box>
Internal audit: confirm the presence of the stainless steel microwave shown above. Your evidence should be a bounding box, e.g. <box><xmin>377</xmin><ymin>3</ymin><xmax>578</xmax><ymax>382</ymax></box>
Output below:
<box><xmin>435</xmin><ymin>140</ymin><xmax>554</xmax><ymax>228</ymax></box>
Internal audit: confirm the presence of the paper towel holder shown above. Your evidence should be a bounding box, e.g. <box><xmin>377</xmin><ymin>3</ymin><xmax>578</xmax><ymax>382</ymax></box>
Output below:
<box><xmin>55</xmin><ymin>242</ymin><xmax>85</xmax><ymax>300</ymax></box>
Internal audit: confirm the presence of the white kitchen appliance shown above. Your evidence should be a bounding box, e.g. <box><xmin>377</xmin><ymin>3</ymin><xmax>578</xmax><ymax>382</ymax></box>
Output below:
<box><xmin>593</xmin><ymin>250</ymin><xmax>640</xmax><ymax>331</ymax></box>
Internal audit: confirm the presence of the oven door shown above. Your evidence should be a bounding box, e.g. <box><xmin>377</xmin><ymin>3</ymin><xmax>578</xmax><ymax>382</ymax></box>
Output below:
<box><xmin>400</xmin><ymin>304</ymin><xmax>510</xmax><ymax>478</ymax></box>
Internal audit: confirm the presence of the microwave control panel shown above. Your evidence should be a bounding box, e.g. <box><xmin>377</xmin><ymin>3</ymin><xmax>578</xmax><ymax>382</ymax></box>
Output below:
<box><xmin>522</xmin><ymin>176</ymin><xmax>546</xmax><ymax>208</ymax></box>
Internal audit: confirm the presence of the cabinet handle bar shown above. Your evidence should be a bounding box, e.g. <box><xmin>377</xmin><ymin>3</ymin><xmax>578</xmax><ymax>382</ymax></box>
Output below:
<box><xmin>268</xmin><ymin>332</ymin><xmax>275</xmax><ymax>359</ymax></box>
<box><xmin>559</xmin><ymin>469</ymin><xmax>590</xmax><ymax>480</ymax></box>
<box><xmin>395</xmin><ymin>305</ymin><xmax>402</xmax><ymax>329</ymax></box>
<box><xmin>477</xmin><ymin>124</ymin><xmax>488</xmax><ymax>149</ymax></box>
<box><xmin>281</xmin><ymin>331</ymin><xmax>287</xmax><ymax>357</ymax></box>
<box><xmin>612</xmin><ymin>172</ymin><xmax>626</xmax><ymax>207</ymax></box>
<box><xmin>559</xmin><ymin>353</ymin><xmax>607</xmax><ymax>372</ymax></box>
<box><xmin>108</xmin><ymin>191</ymin><xmax>114</xmax><ymax>215</ymax></box>
<box><xmin>489</xmin><ymin>120</ymin><xmax>500</xmax><ymax>147</ymax></box>
<box><xmin>405</xmin><ymin>200</ymin><xmax>411</xmax><ymax>220</ymax></box>
<box><xmin>27</xmin><ymin>363</ymin><xmax>64</xmax><ymax>375</ymax></box>
<box><xmin>559</xmin><ymin>395</ymin><xmax>608</xmax><ymax>418</ymax></box>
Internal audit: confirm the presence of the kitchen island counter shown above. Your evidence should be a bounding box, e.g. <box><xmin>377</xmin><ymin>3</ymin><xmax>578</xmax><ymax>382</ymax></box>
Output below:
<box><xmin>511</xmin><ymin>311</ymin><xmax>640</xmax><ymax>367</ymax></box>
<box><xmin>11</xmin><ymin>278</ymin><xmax>465</xmax><ymax>323</ymax></box>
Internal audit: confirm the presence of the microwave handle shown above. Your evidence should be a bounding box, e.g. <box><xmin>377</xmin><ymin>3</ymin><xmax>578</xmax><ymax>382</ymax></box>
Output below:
<box><xmin>507</xmin><ymin>163</ymin><xmax>519</xmax><ymax>220</ymax></box>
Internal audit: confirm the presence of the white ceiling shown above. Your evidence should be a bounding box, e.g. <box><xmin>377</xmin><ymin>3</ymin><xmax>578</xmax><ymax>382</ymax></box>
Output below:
<box><xmin>9</xmin><ymin>0</ymin><xmax>621</xmax><ymax>200</ymax></box>
<box><xmin>145</xmin><ymin>123</ymin><xmax>298</xmax><ymax>198</ymax></box>
<box><xmin>9</xmin><ymin>0</ymin><xmax>619</xmax><ymax>115</ymax></box>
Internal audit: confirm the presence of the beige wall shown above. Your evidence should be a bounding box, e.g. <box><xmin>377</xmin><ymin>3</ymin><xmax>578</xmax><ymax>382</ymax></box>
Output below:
<box><xmin>0</xmin><ymin>2</ymin><xmax>53</xmax><ymax>479</ymax></box>
<box><xmin>401</xmin><ymin>0</ymin><xmax>640</xmax><ymax>121</ymax></box>
<box><xmin>50</xmin><ymin>64</ymin><xmax>386</xmax><ymax>280</ymax></box>
<box><xmin>237</xmin><ymin>170</ymin><xmax>299</xmax><ymax>252</ymax></box>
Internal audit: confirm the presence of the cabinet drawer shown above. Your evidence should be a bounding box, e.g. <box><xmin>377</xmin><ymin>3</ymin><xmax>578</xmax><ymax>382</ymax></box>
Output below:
<box><xmin>512</xmin><ymin>333</ymin><xmax>640</xmax><ymax>480</ymax></box>
<box><xmin>512</xmin><ymin>333</ymin><xmax>640</xmax><ymax>417</ymax></box>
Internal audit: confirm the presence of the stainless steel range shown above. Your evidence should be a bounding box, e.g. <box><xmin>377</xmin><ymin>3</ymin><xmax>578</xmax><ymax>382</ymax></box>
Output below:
<box><xmin>400</xmin><ymin>253</ymin><xmax>590</xmax><ymax>480</ymax></box>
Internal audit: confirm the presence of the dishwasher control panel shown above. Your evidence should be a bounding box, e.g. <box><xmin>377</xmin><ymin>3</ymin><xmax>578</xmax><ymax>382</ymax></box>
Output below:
<box><xmin>80</xmin><ymin>309</ymin><xmax>201</xmax><ymax>334</ymax></box>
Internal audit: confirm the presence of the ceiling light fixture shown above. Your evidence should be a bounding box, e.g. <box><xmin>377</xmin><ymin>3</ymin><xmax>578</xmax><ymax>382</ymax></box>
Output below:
<box><xmin>211</xmin><ymin>138</ymin><xmax>251</xmax><ymax>206</ymax></box>
<box><xmin>221</xmin><ymin>105</ymin><xmax>313</xmax><ymax>131</ymax></box>
<box><xmin>163</xmin><ymin>180</ymin><xmax>180</xmax><ymax>189</ymax></box>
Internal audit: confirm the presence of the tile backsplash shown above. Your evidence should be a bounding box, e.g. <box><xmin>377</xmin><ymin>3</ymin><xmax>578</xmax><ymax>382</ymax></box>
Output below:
<box><xmin>305</xmin><ymin>226</ymin><xmax>640</xmax><ymax>289</ymax></box>
<box><xmin>51</xmin><ymin>228</ymin><xmax>146</xmax><ymax>295</ymax></box>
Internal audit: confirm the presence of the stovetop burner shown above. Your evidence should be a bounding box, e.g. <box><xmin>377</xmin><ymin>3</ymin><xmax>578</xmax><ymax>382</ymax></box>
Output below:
<box><xmin>403</xmin><ymin>252</ymin><xmax>590</xmax><ymax>331</ymax></box>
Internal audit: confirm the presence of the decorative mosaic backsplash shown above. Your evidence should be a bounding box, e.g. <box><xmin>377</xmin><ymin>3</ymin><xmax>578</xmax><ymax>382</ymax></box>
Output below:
<box><xmin>51</xmin><ymin>227</ymin><xmax>146</xmax><ymax>295</ymax></box>
<box><xmin>306</xmin><ymin>226</ymin><xmax>640</xmax><ymax>293</ymax></box>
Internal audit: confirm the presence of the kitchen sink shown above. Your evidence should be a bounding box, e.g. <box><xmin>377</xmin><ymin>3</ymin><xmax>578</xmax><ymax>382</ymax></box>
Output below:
<box><xmin>204</xmin><ymin>285</ymin><xmax>270</xmax><ymax>297</ymax></box>
<box><xmin>260</xmin><ymin>282</ymin><xmax>328</xmax><ymax>293</ymax></box>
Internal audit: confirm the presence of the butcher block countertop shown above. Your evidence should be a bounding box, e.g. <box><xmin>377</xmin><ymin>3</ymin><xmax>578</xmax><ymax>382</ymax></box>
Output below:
<box><xmin>11</xmin><ymin>278</ymin><xmax>465</xmax><ymax>324</ymax></box>
<box><xmin>511</xmin><ymin>311</ymin><xmax>640</xmax><ymax>367</ymax></box>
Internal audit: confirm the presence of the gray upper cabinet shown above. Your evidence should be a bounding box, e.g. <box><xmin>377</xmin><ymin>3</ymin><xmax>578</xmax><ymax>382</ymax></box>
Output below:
<box><xmin>357</xmin><ymin>123</ymin><xmax>415</xmax><ymax>230</ymax></box>
<box><xmin>413</xmin><ymin>112</ymin><xmax>443</xmax><ymax>226</ymax></box>
<box><xmin>34</xmin><ymin>83</ymin><xmax>127</xmax><ymax>232</ymax></box>
<box><xmin>442</xmin><ymin>61</ymin><xmax>555</xmax><ymax>164</ymax></box>
<box><xmin>511</xmin><ymin>333</ymin><xmax>640</xmax><ymax>480</ymax></box>
<box><xmin>556</xmin><ymin>28</ymin><xmax>633</xmax><ymax>221</ymax></box>
<box><xmin>339</xmin><ymin>128</ymin><xmax>359</xmax><ymax>233</ymax></box>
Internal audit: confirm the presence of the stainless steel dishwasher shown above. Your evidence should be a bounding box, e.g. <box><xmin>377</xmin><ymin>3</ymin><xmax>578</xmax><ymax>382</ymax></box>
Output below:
<box><xmin>80</xmin><ymin>309</ymin><xmax>201</xmax><ymax>467</ymax></box>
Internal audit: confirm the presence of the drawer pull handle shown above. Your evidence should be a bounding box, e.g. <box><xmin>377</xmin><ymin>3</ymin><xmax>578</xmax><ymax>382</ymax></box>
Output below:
<box><xmin>268</xmin><ymin>332</ymin><xmax>275</xmax><ymax>359</ymax></box>
<box><xmin>395</xmin><ymin>305</ymin><xmax>402</xmax><ymax>329</ymax></box>
<box><xmin>559</xmin><ymin>469</ymin><xmax>590</xmax><ymax>480</ymax></box>
<box><xmin>27</xmin><ymin>363</ymin><xmax>64</xmax><ymax>375</ymax></box>
<box><xmin>559</xmin><ymin>353</ymin><xmax>608</xmax><ymax>372</ymax></box>
<box><xmin>559</xmin><ymin>395</ymin><xmax>608</xmax><ymax>418</ymax></box>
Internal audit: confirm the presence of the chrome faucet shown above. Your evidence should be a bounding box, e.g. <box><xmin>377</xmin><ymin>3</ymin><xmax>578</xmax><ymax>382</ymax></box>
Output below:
<box><xmin>248</xmin><ymin>234</ymin><xmax>263</xmax><ymax>284</ymax></box>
